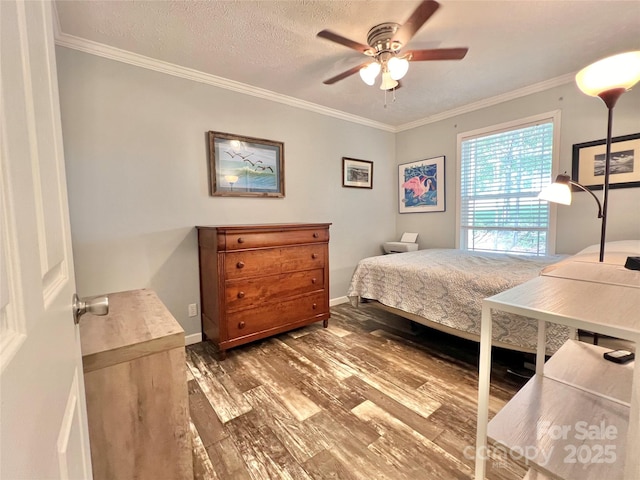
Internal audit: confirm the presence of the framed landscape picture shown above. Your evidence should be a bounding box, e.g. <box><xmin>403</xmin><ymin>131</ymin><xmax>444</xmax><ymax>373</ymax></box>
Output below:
<box><xmin>399</xmin><ymin>156</ymin><xmax>445</xmax><ymax>213</ymax></box>
<box><xmin>572</xmin><ymin>132</ymin><xmax>640</xmax><ymax>190</ymax></box>
<box><xmin>342</xmin><ymin>157</ymin><xmax>373</xmax><ymax>189</ymax></box>
<box><xmin>209</xmin><ymin>131</ymin><xmax>284</xmax><ymax>197</ymax></box>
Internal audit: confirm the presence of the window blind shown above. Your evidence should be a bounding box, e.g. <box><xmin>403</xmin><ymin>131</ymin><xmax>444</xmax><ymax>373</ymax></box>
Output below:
<box><xmin>459</xmin><ymin>120</ymin><xmax>554</xmax><ymax>255</ymax></box>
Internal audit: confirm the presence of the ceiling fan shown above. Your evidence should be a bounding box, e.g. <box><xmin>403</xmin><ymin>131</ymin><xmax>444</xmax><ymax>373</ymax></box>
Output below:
<box><xmin>317</xmin><ymin>0</ymin><xmax>468</xmax><ymax>90</ymax></box>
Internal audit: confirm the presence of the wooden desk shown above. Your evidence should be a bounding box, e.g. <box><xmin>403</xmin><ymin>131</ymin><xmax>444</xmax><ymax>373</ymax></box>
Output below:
<box><xmin>475</xmin><ymin>262</ymin><xmax>640</xmax><ymax>480</ymax></box>
<box><xmin>80</xmin><ymin>289</ymin><xmax>192</xmax><ymax>480</ymax></box>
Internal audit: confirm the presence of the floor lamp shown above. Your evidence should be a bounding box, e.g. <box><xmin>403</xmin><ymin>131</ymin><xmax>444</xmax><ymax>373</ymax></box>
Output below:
<box><xmin>539</xmin><ymin>51</ymin><xmax>640</xmax><ymax>262</ymax></box>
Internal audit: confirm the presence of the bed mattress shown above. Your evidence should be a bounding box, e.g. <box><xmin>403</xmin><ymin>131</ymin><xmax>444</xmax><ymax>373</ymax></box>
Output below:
<box><xmin>347</xmin><ymin>249</ymin><xmax>571</xmax><ymax>353</ymax></box>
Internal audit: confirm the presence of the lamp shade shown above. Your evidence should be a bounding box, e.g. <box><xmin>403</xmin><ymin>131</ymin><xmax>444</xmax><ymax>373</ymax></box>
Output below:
<box><xmin>538</xmin><ymin>173</ymin><xmax>572</xmax><ymax>205</ymax></box>
<box><xmin>388</xmin><ymin>56</ymin><xmax>409</xmax><ymax>81</ymax></box>
<box><xmin>359</xmin><ymin>62</ymin><xmax>381</xmax><ymax>86</ymax></box>
<box><xmin>538</xmin><ymin>182</ymin><xmax>572</xmax><ymax>205</ymax></box>
<box><xmin>379</xmin><ymin>70</ymin><xmax>399</xmax><ymax>90</ymax></box>
<box><xmin>575</xmin><ymin>51</ymin><xmax>640</xmax><ymax>96</ymax></box>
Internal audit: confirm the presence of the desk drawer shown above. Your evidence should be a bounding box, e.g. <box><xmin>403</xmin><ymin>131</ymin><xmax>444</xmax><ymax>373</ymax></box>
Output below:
<box><xmin>227</xmin><ymin>291</ymin><xmax>328</xmax><ymax>338</ymax></box>
<box><xmin>224</xmin><ymin>228</ymin><xmax>328</xmax><ymax>250</ymax></box>
<box><xmin>225</xmin><ymin>268</ymin><xmax>325</xmax><ymax>312</ymax></box>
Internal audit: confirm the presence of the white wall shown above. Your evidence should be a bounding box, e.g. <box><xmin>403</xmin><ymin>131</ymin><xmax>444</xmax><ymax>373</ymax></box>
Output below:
<box><xmin>396</xmin><ymin>82</ymin><xmax>640</xmax><ymax>254</ymax></box>
<box><xmin>56</xmin><ymin>47</ymin><xmax>396</xmax><ymax>336</ymax></box>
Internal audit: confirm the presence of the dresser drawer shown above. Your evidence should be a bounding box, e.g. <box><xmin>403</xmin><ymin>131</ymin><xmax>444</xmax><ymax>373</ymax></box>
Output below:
<box><xmin>225</xmin><ymin>268</ymin><xmax>325</xmax><ymax>312</ymax></box>
<box><xmin>223</xmin><ymin>228</ymin><xmax>328</xmax><ymax>250</ymax></box>
<box><xmin>224</xmin><ymin>245</ymin><xmax>326</xmax><ymax>279</ymax></box>
<box><xmin>224</xmin><ymin>249</ymin><xmax>281</xmax><ymax>279</ymax></box>
<box><xmin>227</xmin><ymin>291</ymin><xmax>328</xmax><ymax>338</ymax></box>
<box><xmin>281</xmin><ymin>245</ymin><xmax>326</xmax><ymax>273</ymax></box>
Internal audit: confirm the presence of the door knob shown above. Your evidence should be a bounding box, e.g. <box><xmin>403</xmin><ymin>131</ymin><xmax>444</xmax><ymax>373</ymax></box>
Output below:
<box><xmin>73</xmin><ymin>293</ymin><xmax>109</xmax><ymax>325</ymax></box>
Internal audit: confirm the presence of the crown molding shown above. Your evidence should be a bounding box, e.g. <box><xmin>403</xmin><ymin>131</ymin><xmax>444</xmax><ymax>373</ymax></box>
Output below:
<box><xmin>53</xmin><ymin>32</ymin><xmax>397</xmax><ymax>133</ymax></box>
<box><xmin>396</xmin><ymin>73</ymin><xmax>576</xmax><ymax>132</ymax></box>
<box><xmin>54</xmin><ymin>27</ymin><xmax>577</xmax><ymax>135</ymax></box>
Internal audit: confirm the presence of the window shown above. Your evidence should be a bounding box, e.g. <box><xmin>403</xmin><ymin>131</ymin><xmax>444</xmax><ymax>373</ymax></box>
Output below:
<box><xmin>457</xmin><ymin>112</ymin><xmax>559</xmax><ymax>255</ymax></box>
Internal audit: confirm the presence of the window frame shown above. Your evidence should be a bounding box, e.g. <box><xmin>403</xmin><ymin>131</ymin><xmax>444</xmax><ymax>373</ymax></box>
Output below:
<box><xmin>455</xmin><ymin>110</ymin><xmax>561</xmax><ymax>255</ymax></box>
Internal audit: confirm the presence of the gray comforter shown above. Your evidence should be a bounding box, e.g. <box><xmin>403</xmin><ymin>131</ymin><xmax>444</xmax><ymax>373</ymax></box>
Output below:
<box><xmin>347</xmin><ymin>249</ymin><xmax>571</xmax><ymax>353</ymax></box>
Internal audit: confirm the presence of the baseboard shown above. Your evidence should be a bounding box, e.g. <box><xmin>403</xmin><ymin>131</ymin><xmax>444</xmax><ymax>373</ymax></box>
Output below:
<box><xmin>330</xmin><ymin>296</ymin><xmax>350</xmax><ymax>307</ymax></box>
<box><xmin>185</xmin><ymin>332</ymin><xmax>203</xmax><ymax>346</ymax></box>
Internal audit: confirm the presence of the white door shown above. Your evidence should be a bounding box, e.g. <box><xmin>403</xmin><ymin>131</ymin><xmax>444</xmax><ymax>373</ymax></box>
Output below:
<box><xmin>1</xmin><ymin>0</ymin><xmax>93</xmax><ymax>478</ymax></box>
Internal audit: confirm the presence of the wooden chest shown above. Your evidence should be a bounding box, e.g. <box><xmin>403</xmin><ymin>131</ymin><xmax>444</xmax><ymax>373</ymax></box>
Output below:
<box><xmin>197</xmin><ymin>223</ymin><xmax>331</xmax><ymax>358</ymax></box>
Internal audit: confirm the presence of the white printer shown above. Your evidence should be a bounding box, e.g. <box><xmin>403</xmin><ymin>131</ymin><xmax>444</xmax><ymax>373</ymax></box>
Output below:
<box><xmin>383</xmin><ymin>232</ymin><xmax>419</xmax><ymax>254</ymax></box>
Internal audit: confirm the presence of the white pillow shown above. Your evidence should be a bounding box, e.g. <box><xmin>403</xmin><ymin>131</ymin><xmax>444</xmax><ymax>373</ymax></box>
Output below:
<box><xmin>576</xmin><ymin>240</ymin><xmax>640</xmax><ymax>255</ymax></box>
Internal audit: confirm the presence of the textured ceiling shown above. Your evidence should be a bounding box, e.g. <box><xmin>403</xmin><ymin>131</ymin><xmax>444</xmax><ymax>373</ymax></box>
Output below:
<box><xmin>54</xmin><ymin>0</ymin><xmax>640</xmax><ymax>128</ymax></box>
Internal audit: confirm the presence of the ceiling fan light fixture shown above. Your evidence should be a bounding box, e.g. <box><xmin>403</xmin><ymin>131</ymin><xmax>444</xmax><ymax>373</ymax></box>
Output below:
<box><xmin>379</xmin><ymin>70</ymin><xmax>399</xmax><ymax>90</ymax></box>
<box><xmin>388</xmin><ymin>56</ymin><xmax>410</xmax><ymax>80</ymax></box>
<box><xmin>359</xmin><ymin>62</ymin><xmax>381</xmax><ymax>85</ymax></box>
<box><xmin>317</xmin><ymin>1</ymin><xmax>469</xmax><ymax>94</ymax></box>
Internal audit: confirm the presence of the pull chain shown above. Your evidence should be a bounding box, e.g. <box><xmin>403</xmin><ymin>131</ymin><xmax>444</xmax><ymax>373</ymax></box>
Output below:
<box><xmin>383</xmin><ymin>87</ymin><xmax>397</xmax><ymax>109</ymax></box>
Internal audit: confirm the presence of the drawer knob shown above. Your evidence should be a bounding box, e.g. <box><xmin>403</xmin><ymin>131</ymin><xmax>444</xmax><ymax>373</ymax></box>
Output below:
<box><xmin>311</xmin><ymin>278</ymin><xmax>317</xmax><ymax>284</ymax></box>
<box><xmin>313</xmin><ymin>232</ymin><xmax>319</xmax><ymax>238</ymax></box>
<box><xmin>312</xmin><ymin>303</ymin><xmax>317</xmax><ymax>310</ymax></box>
<box><xmin>236</xmin><ymin>261</ymin><xmax>245</xmax><ymax>269</ymax></box>
<box><xmin>237</xmin><ymin>291</ymin><xmax>245</xmax><ymax>299</ymax></box>
<box><xmin>312</xmin><ymin>253</ymin><xmax>319</xmax><ymax>259</ymax></box>
<box><xmin>237</xmin><ymin>237</ymin><xmax>245</xmax><ymax>244</ymax></box>
<box><xmin>238</xmin><ymin>321</ymin><xmax>246</xmax><ymax>329</ymax></box>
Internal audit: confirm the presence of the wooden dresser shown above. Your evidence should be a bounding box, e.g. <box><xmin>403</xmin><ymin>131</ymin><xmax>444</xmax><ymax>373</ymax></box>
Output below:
<box><xmin>197</xmin><ymin>223</ymin><xmax>331</xmax><ymax>358</ymax></box>
<box><xmin>79</xmin><ymin>289</ymin><xmax>192</xmax><ymax>480</ymax></box>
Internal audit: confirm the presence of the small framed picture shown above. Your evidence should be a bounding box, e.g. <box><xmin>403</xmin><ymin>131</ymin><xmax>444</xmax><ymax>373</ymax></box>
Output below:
<box><xmin>208</xmin><ymin>131</ymin><xmax>284</xmax><ymax>197</ymax></box>
<box><xmin>398</xmin><ymin>156</ymin><xmax>445</xmax><ymax>213</ymax></box>
<box><xmin>572</xmin><ymin>132</ymin><xmax>640</xmax><ymax>190</ymax></box>
<box><xmin>342</xmin><ymin>157</ymin><xmax>373</xmax><ymax>189</ymax></box>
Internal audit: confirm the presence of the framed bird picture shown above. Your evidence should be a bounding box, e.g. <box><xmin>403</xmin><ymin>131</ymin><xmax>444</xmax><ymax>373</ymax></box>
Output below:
<box><xmin>208</xmin><ymin>131</ymin><xmax>285</xmax><ymax>197</ymax></box>
<box><xmin>398</xmin><ymin>156</ymin><xmax>445</xmax><ymax>213</ymax></box>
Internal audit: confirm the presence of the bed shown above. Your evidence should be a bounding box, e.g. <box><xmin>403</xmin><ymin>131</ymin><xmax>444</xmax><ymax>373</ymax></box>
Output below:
<box><xmin>348</xmin><ymin>241</ymin><xmax>640</xmax><ymax>353</ymax></box>
<box><xmin>347</xmin><ymin>248</ymin><xmax>571</xmax><ymax>353</ymax></box>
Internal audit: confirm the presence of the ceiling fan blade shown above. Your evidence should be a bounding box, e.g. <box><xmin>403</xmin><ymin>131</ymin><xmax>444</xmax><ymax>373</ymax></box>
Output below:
<box><xmin>317</xmin><ymin>30</ymin><xmax>370</xmax><ymax>53</ymax></box>
<box><xmin>394</xmin><ymin>0</ymin><xmax>440</xmax><ymax>47</ymax></box>
<box><xmin>406</xmin><ymin>48</ymin><xmax>468</xmax><ymax>61</ymax></box>
<box><xmin>323</xmin><ymin>63</ymin><xmax>370</xmax><ymax>85</ymax></box>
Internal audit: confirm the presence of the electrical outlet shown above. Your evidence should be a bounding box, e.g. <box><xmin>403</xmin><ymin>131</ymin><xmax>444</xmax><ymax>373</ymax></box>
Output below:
<box><xmin>188</xmin><ymin>303</ymin><xmax>198</xmax><ymax>317</ymax></box>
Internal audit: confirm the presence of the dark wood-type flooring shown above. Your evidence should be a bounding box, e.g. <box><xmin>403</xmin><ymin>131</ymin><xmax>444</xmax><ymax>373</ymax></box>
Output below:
<box><xmin>188</xmin><ymin>303</ymin><xmax>530</xmax><ymax>480</ymax></box>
